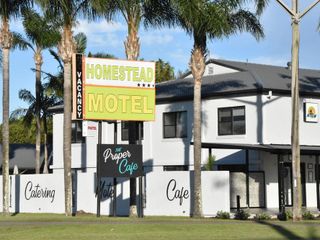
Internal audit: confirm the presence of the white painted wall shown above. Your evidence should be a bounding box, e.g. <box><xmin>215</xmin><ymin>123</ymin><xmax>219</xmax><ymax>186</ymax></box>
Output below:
<box><xmin>144</xmin><ymin>171</ymin><xmax>229</xmax><ymax>216</ymax></box>
<box><xmin>0</xmin><ymin>171</ymin><xmax>229</xmax><ymax>216</ymax></box>
<box><xmin>51</xmin><ymin>92</ymin><xmax>320</xmax><ymax>210</ymax></box>
<box><xmin>184</xmin><ymin>63</ymin><xmax>239</xmax><ymax>78</ymax></box>
<box><xmin>0</xmin><ymin>174</ymin><xmax>65</xmax><ymax>213</ymax></box>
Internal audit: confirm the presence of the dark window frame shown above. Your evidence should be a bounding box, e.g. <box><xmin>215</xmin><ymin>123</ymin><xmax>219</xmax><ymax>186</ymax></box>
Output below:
<box><xmin>72</xmin><ymin>121</ymin><xmax>85</xmax><ymax>144</ymax></box>
<box><xmin>163</xmin><ymin>111</ymin><xmax>187</xmax><ymax>139</ymax></box>
<box><xmin>163</xmin><ymin>165</ymin><xmax>189</xmax><ymax>171</ymax></box>
<box><xmin>218</xmin><ymin>106</ymin><xmax>246</xmax><ymax>136</ymax></box>
<box><xmin>121</xmin><ymin>121</ymin><xmax>144</xmax><ymax>141</ymax></box>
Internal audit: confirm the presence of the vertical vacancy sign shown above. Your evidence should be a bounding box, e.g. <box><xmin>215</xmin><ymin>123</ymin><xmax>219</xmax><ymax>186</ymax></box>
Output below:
<box><xmin>72</xmin><ymin>55</ymin><xmax>155</xmax><ymax>121</ymax></box>
<box><xmin>72</xmin><ymin>54</ymin><xmax>84</xmax><ymax>120</ymax></box>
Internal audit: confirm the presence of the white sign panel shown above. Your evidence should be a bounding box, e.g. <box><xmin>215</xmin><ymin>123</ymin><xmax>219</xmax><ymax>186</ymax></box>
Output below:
<box><xmin>84</xmin><ymin>57</ymin><xmax>155</xmax><ymax>88</ymax></box>
<box><xmin>144</xmin><ymin>171</ymin><xmax>230</xmax><ymax>216</ymax></box>
<box><xmin>304</xmin><ymin>102</ymin><xmax>318</xmax><ymax>123</ymax></box>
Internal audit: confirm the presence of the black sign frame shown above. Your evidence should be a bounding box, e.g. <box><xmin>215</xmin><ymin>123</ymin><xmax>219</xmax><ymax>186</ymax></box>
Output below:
<box><xmin>98</xmin><ymin>144</ymin><xmax>143</xmax><ymax>178</ymax></box>
<box><xmin>75</xmin><ymin>54</ymin><xmax>83</xmax><ymax>119</ymax></box>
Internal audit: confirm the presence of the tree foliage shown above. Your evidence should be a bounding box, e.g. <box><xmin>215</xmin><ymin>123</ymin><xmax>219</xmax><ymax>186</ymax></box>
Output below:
<box><xmin>155</xmin><ymin>58</ymin><xmax>174</xmax><ymax>83</ymax></box>
<box><xmin>0</xmin><ymin>118</ymin><xmax>53</xmax><ymax>144</ymax></box>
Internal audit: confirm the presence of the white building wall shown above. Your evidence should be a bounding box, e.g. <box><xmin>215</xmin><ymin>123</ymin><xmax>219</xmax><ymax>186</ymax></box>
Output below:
<box><xmin>184</xmin><ymin>63</ymin><xmax>239</xmax><ymax>78</ymax></box>
<box><xmin>51</xmin><ymin>93</ymin><xmax>320</xmax><ymax>210</ymax></box>
<box><xmin>0</xmin><ymin>171</ymin><xmax>229</xmax><ymax>216</ymax></box>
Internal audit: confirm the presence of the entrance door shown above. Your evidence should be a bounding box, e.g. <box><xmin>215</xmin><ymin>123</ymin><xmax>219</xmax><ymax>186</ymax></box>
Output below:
<box><xmin>283</xmin><ymin>163</ymin><xmax>306</xmax><ymax>207</ymax></box>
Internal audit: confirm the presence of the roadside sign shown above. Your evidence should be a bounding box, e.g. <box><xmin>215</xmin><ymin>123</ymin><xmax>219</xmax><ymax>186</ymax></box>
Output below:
<box><xmin>72</xmin><ymin>55</ymin><xmax>155</xmax><ymax>121</ymax></box>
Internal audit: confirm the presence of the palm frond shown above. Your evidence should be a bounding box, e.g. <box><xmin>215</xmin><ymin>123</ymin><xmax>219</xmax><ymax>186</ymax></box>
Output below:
<box><xmin>229</xmin><ymin>10</ymin><xmax>264</xmax><ymax>40</ymax></box>
<box><xmin>74</xmin><ymin>32</ymin><xmax>87</xmax><ymax>54</ymax></box>
<box><xmin>11</xmin><ymin>31</ymin><xmax>33</xmax><ymax>51</ymax></box>
<box><xmin>48</xmin><ymin>48</ymin><xmax>64</xmax><ymax>70</ymax></box>
<box><xmin>18</xmin><ymin>89</ymin><xmax>35</xmax><ymax>104</ymax></box>
<box><xmin>10</xmin><ymin>108</ymin><xmax>28</xmax><ymax>120</ymax></box>
<box><xmin>22</xmin><ymin>7</ymin><xmax>61</xmax><ymax>49</ymax></box>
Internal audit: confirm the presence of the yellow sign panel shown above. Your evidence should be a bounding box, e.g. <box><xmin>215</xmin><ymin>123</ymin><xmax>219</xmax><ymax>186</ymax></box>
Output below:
<box><xmin>84</xmin><ymin>85</ymin><xmax>155</xmax><ymax>121</ymax></box>
<box><xmin>73</xmin><ymin>55</ymin><xmax>156</xmax><ymax>121</ymax></box>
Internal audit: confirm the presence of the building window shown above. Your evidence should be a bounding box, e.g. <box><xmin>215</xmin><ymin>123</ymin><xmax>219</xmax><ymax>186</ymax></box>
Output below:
<box><xmin>163</xmin><ymin>111</ymin><xmax>187</xmax><ymax>138</ymax></box>
<box><xmin>163</xmin><ymin>165</ymin><xmax>189</xmax><ymax>171</ymax></box>
<box><xmin>218</xmin><ymin>106</ymin><xmax>245</xmax><ymax>135</ymax></box>
<box><xmin>121</xmin><ymin>122</ymin><xmax>144</xmax><ymax>141</ymax></box>
<box><xmin>72</xmin><ymin>121</ymin><xmax>85</xmax><ymax>143</ymax></box>
<box><xmin>208</xmin><ymin>66</ymin><xmax>214</xmax><ymax>75</ymax></box>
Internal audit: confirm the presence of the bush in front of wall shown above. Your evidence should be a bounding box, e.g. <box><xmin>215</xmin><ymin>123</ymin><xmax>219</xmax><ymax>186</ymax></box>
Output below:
<box><xmin>235</xmin><ymin>209</ymin><xmax>250</xmax><ymax>220</ymax></box>
<box><xmin>216</xmin><ymin>211</ymin><xmax>230</xmax><ymax>219</ymax></box>
<box><xmin>255</xmin><ymin>213</ymin><xmax>271</xmax><ymax>221</ymax></box>
<box><xmin>302</xmin><ymin>211</ymin><xmax>315</xmax><ymax>220</ymax></box>
<box><xmin>286</xmin><ymin>210</ymin><xmax>293</xmax><ymax>220</ymax></box>
<box><xmin>278</xmin><ymin>210</ymin><xmax>293</xmax><ymax>221</ymax></box>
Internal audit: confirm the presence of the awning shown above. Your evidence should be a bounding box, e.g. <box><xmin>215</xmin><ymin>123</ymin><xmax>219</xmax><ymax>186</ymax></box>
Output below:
<box><xmin>191</xmin><ymin>142</ymin><xmax>320</xmax><ymax>155</ymax></box>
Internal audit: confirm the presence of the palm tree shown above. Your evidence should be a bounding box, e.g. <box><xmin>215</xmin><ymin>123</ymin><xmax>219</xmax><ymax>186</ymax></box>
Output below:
<box><xmin>19</xmin><ymin>8</ymin><xmax>60</xmax><ymax>174</ymax></box>
<box><xmin>43</xmin><ymin>32</ymin><xmax>87</xmax><ymax>100</ymax></box>
<box><xmin>11</xmin><ymin>85</ymin><xmax>59</xmax><ymax>174</ymax></box>
<box><xmin>0</xmin><ymin>0</ymin><xmax>32</xmax><ymax>216</ymax></box>
<box><xmin>94</xmin><ymin>0</ymin><xmax>172</xmax><ymax>217</ymax></box>
<box><xmin>160</xmin><ymin>0</ymin><xmax>265</xmax><ymax>217</ymax></box>
<box><xmin>155</xmin><ymin>58</ymin><xmax>175</xmax><ymax>83</ymax></box>
<box><xmin>37</xmin><ymin>0</ymin><xmax>96</xmax><ymax>216</ymax></box>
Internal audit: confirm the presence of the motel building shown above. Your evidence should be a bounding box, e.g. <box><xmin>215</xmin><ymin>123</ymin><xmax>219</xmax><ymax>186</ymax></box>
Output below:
<box><xmin>1</xmin><ymin>58</ymin><xmax>320</xmax><ymax>216</ymax></box>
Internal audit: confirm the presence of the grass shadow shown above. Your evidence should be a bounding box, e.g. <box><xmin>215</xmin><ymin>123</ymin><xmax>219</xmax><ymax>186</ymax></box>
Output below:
<box><xmin>256</xmin><ymin>220</ymin><xmax>320</xmax><ymax>240</ymax></box>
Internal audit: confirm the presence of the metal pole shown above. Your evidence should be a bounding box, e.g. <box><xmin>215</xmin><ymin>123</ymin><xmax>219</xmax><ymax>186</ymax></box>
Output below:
<box><xmin>138</xmin><ymin>122</ymin><xmax>143</xmax><ymax>218</ymax></box>
<box><xmin>96</xmin><ymin>121</ymin><xmax>102</xmax><ymax>217</ymax></box>
<box><xmin>113</xmin><ymin>122</ymin><xmax>117</xmax><ymax>217</ymax></box>
<box><xmin>316</xmin><ymin>155</ymin><xmax>320</xmax><ymax>210</ymax></box>
<box><xmin>278</xmin><ymin>154</ymin><xmax>285</xmax><ymax>215</ymax></box>
<box><xmin>245</xmin><ymin>150</ymin><xmax>249</xmax><ymax>208</ymax></box>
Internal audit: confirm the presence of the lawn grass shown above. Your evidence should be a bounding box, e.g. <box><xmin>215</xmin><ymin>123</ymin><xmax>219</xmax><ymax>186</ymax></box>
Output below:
<box><xmin>0</xmin><ymin>214</ymin><xmax>320</xmax><ymax>240</ymax></box>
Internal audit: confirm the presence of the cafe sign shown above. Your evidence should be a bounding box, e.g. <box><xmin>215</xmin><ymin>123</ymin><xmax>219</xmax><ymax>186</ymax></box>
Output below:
<box><xmin>72</xmin><ymin>55</ymin><xmax>155</xmax><ymax>121</ymax></box>
<box><xmin>98</xmin><ymin>144</ymin><xmax>143</xmax><ymax>178</ymax></box>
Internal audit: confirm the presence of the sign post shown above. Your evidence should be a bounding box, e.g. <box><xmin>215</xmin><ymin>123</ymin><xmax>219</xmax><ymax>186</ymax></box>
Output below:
<box><xmin>72</xmin><ymin>55</ymin><xmax>155</xmax><ymax>218</ymax></box>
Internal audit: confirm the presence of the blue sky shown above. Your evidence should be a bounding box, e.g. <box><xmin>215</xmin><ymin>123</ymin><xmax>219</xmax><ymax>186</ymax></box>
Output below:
<box><xmin>1</xmin><ymin>1</ymin><xmax>320</xmax><ymax>122</ymax></box>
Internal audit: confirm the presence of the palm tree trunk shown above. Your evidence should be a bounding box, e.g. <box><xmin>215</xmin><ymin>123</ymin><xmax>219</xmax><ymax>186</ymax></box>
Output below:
<box><xmin>125</xmin><ymin>17</ymin><xmax>140</xmax><ymax>218</ymax></box>
<box><xmin>35</xmin><ymin>50</ymin><xmax>43</xmax><ymax>174</ymax></box>
<box><xmin>291</xmin><ymin>0</ymin><xmax>302</xmax><ymax>221</ymax></box>
<box><xmin>43</xmin><ymin>116</ymin><xmax>49</xmax><ymax>174</ymax></box>
<box><xmin>190</xmin><ymin>44</ymin><xmax>206</xmax><ymax>218</ymax></box>
<box><xmin>1</xmin><ymin>18</ymin><xmax>12</xmax><ymax>216</ymax></box>
<box><xmin>59</xmin><ymin>24</ymin><xmax>74</xmax><ymax>216</ymax></box>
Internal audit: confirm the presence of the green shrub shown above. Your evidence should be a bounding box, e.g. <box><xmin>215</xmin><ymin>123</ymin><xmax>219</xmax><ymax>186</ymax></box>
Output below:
<box><xmin>204</xmin><ymin>155</ymin><xmax>215</xmax><ymax>170</ymax></box>
<box><xmin>286</xmin><ymin>210</ymin><xmax>293</xmax><ymax>220</ymax></box>
<box><xmin>255</xmin><ymin>213</ymin><xmax>271</xmax><ymax>221</ymax></box>
<box><xmin>302</xmin><ymin>211</ymin><xmax>315</xmax><ymax>220</ymax></box>
<box><xmin>216</xmin><ymin>211</ymin><xmax>230</xmax><ymax>219</ymax></box>
<box><xmin>235</xmin><ymin>209</ymin><xmax>250</xmax><ymax>220</ymax></box>
<box><xmin>278</xmin><ymin>210</ymin><xmax>293</xmax><ymax>221</ymax></box>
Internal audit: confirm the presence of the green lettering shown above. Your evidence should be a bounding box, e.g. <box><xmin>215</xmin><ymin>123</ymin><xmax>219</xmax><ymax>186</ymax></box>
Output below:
<box><xmin>146</xmin><ymin>68</ymin><xmax>154</xmax><ymax>82</ymax></box>
<box><xmin>119</xmin><ymin>66</ymin><xmax>125</xmax><ymax>80</ymax></box>
<box><xmin>88</xmin><ymin>93</ymin><xmax>103</xmax><ymax>112</ymax></box>
<box><xmin>112</xmin><ymin>65</ymin><xmax>119</xmax><ymax>80</ymax></box>
<box><xmin>103</xmin><ymin>65</ymin><xmax>112</xmax><ymax>80</ymax></box>
<box><xmin>132</xmin><ymin>67</ymin><xmax>140</xmax><ymax>82</ymax></box>
<box><xmin>86</xmin><ymin>64</ymin><xmax>95</xmax><ymax>79</ymax></box>
<box><xmin>95</xmin><ymin>64</ymin><xmax>102</xmax><ymax>80</ymax></box>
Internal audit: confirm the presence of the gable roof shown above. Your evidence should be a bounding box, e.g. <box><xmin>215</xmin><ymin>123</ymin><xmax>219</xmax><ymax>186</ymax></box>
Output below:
<box><xmin>156</xmin><ymin>59</ymin><xmax>320</xmax><ymax>103</ymax></box>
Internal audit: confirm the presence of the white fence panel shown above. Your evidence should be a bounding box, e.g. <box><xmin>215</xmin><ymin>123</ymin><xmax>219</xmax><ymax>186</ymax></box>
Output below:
<box><xmin>144</xmin><ymin>171</ymin><xmax>229</xmax><ymax>217</ymax></box>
